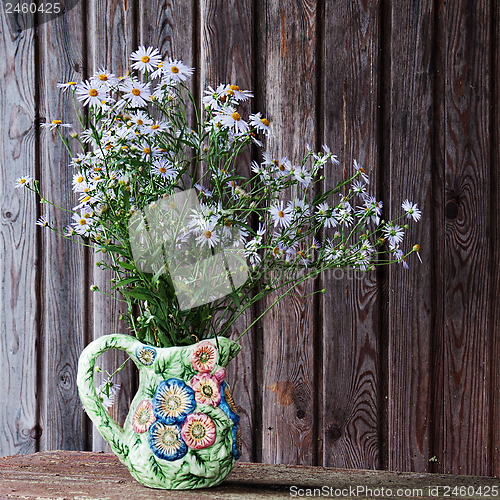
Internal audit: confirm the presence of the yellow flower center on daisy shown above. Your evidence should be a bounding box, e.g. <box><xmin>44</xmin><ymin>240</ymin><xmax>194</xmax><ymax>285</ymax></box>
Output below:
<box><xmin>159</xmin><ymin>167</ymin><xmax>166</xmax><ymax>173</ymax></box>
<box><xmin>272</xmin><ymin>246</ymin><xmax>281</xmax><ymax>256</ymax></box>
<box><xmin>143</xmin><ymin>147</ymin><xmax>151</xmax><ymax>154</ymax></box>
<box><xmin>88</xmin><ymin>89</ymin><xmax>98</xmax><ymax>97</ymax></box>
<box><xmin>132</xmin><ymin>88</ymin><xmax>141</xmax><ymax>96</ymax></box>
<box><xmin>171</xmin><ymin>66</ymin><xmax>179</xmax><ymax>74</ymax></box>
<box><xmin>261</xmin><ymin>118</ymin><xmax>270</xmax><ymax>126</ymax></box>
<box><xmin>141</xmin><ymin>55</ymin><xmax>150</xmax><ymax>63</ymax></box>
<box><xmin>98</xmin><ymin>74</ymin><xmax>108</xmax><ymax>81</ymax></box>
<box><xmin>232</xmin><ymin>112</ymin><xmax>241</xmax><ymax>121</ymax></box>
<box><xmin>279</xmin><ymin>164</ymin><xmax>285</xmax><ymax>171</ymax></box>
<box><xmin>20</xmin><ymin>178</ymin><xmax>26</xmax><ymax>184</ymax></box>
<box><xmin>230</xmin><ymin>85</ymin><xmax>240</xmax><ymax>91</ymax></box>
<box><xmin>52</xmin><ymin>119</ymin><xmax>62</xmax><ymax>125</ymax></box>
<box><xmin>413</xmin><ymin>244</ymin><xmax>421</xmax><ymax>252</ymax></box>
<box><xmin>227</xmin><ymin>89</ymin><xmax>234</xmax><ymax>96</ymax></box>
<box><xmin>278</xmin><ymin>210</ymin><xmax>285</xmax><ymax>218</ymax></box>
<box><xmin>204</xmin><ymin>230</ymin><xmax>212</xmax><ymax>239</ymax></box>
<box><xmin>151</xmin><ymin>124</ymin><xmax>160</xmax><ymax>129</ymax></box>
<box><xmin>77</xmin><ymin>176</ymin><xmax>84</xmax><ymax>183</ymax></box>
<box><xmin>136</xmin><ymin>119</ymin><xmax>143</xmax><ymax>125</ymax></box>
<box><xmin>68</xmin><ymin>82</ymin><xmax>77</xmax><ymax>85</ymax></box>
<box><xmin>79</xmin><ymin>219</ymin><xmax>86</xmax><ymax>225</ymax></box>
<box><xmin>82</xmin><ymin>195</ymin><xmax>91</xmax><ymax>202</ymax></box>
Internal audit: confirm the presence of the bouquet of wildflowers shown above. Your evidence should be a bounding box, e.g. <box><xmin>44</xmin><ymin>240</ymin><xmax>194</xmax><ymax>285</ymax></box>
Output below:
<box><xmin>17</xmin><ymin>46</ymin><xmax>421</xmax><ymax>348</ymax></box>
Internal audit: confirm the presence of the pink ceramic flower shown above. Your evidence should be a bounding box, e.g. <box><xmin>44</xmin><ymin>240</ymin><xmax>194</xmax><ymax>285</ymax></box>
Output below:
<box><xmin>190</xmin><ymin>373</ymin><xmax>221</xmax><ymax>407</ymax></box>
<box><xmin>132</xmin><ymin>400</ymin><xmax>156</xmax><ymax>433</ymax></box>
<box><xmin>191</xmin><ymin>341</ymin><xmax>217</xmax><ymax>373</ymax></box>
<box><xmin>181</xmin><ymin>413</ymin><xmax>216</xmax><ymax>450</ymax></box>
<box><xmin>214</xmin><ymin>367</ymin><xmax>226</xmax><ymax>383</ymax></box>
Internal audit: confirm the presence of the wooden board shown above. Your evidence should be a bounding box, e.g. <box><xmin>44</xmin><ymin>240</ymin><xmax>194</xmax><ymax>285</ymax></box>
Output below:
<box><xmin>199</xmin><ymin>0</ymin><xmax>255</xmax><ymax>462</ymax></box>
<box><xmin>0</xmin><ymin>451</ymin><xmax>499</xmax><ymax>499</ymax></box>
<box><xmin>37</xmin><ymin>3</ymin><xmax>88</xmax><ymax>451</ymax></box>
<box><xmin>321</xmin><ymin>0</ymin><xmax>382</xmax><ymax>470</ymax></box>
<box><xmin>441</xmin><ymin>0</ymin><xmax>492</xmax><ymax>476</ymax></box>
<box><xmin>260</xmin><ymin>0</ymin><xmax>319</xmax><ymax>466</ymax></box>
<box><xmin>386</xmin><ymin>0</ymin><xmax>435</xmax><ymax>473</ymax></box>
<box><xmin>0</xmin><ymin>8</ymin><xmax>38</xmax><ymax>456</ymax></box>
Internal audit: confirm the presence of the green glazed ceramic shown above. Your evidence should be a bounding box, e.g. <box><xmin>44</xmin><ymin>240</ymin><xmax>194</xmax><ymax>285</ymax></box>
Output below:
<box><xmin>77</xmin><ymin>334</ymin><xmax>241</xmax><ymax>489</ymax></box>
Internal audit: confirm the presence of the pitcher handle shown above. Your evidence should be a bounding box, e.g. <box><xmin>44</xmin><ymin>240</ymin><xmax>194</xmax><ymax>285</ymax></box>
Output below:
<box><xmin>77</xmin><ymin>334</ymin><xmax>141</xmax><ymax>459</ymax></box>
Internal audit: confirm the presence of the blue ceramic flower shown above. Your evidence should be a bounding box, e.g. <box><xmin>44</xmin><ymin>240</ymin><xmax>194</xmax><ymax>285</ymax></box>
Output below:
<box><xmin>135</xmin><ymin>345</ymin><xmax>156</xmax><ymax>365</ymax></box>
<box><xmin>232</xmin><ymin>423</ymin><xmax>242</xmax><ymax>460</ymax></box>
<box><xmin>219</xmin><ymin>382</ymin><xmax>240</xmax><ymax>424</ymax></box>
<box><xmin>148</xmin><ymin>421</ymin><xmax>188</xmax><ymax>461</ymax></box>
<box><xmin>153</xmin><ymin>378</ymin><xmax>196</xmax><ymax>424</ymax></box>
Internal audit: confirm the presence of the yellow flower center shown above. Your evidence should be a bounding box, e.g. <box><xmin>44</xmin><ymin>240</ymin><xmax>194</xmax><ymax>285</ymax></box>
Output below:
<box><xmin>132</xmin><ymin>88</ymin><xmax>141</xmax><ymax>96</ymax></box>
<box><xmin>159</xmin><ymin>167</ymin><xmax>166</xmax><ymax>173</ymax></box>
<box><xmin>204</xmin><ymin>230</ymin><xmax>212</xmax><ymax>239</ymax></box>
<box><xmin>20</xmin><ymin>178</ymin><xmax>26</xmax><ymax>184</ymax></box>
<box><xmin>141</xmin><ymin>55</ymin><xmax>150</xmax><ymax>63</ymax></box>
<box><xmin>151</xmin><ymin>124</ymin><xmax>160</xmax><ymax>129</ymax></box>
<box><xmin>68</xmin><ymin>82</ymin><xmax>77</xmax><ymax>85</ymax></box>
<box><xmin>98</xmin><ymin>74</ymin><xmax>108</xmax><ymax>81</ymax></box>
<box><xmin>278</xmin><ymin>210</ymin><xmax>285</xmax><ymax>218</ymax></box>
<box><xmin>88</xmin><ymin>89</ymin><xmax>98</xmax><ymax>97</ymax></box>
<box><xmin>261</xmin><ymin>118</ymin><xmax>270</xmax><ymax>127</ymax></box>
<box><xmin>143</xmin><ymin>147</ymin><xmax>151</xmax><ymax>154</ymax></box>
<box><xmin>136</xmin><ymin>119</ymin><xmax>143</xmax><ymax>125</ymax></box>
<box><xmin>279</xmin><ymin>164</ymin><xmax>285</xmax><ymax>171</ymax></box>
<box><xmin>232</xmin><ymin>112</ymin><xmax>241</xmax><ymax>121</ymax></box>
<box><xmin>77</xmin><ymin>176</ymin><xmax>84</xmax><ymax>183</ymax></box>
<box><xmin>171</xmin><ymin>66</ymin><xmax>179</xmax><ymax>74</ymax></box>
<box><xmin>413</xmin><ymin>244</ymin><xmax>421</xmax><ymax>252</ymax></box>
<box><xmin>230</xmin><ymin>85</ymin><xmax>240</xmax><ymax>91</ymax></box>
<box><xmin>52</xmin><ymin>119</ymin><xmax>62</xmax><ymax>125</ymax></box>
<box><xmin>79</xmin><ymin>219</ymin><xmax>86</xmax><ymax>225</ymax></box>
<box><xmin>226</xmin><ymin>89</ymin><xmax>234</xmax><ymax>96</ymax></box>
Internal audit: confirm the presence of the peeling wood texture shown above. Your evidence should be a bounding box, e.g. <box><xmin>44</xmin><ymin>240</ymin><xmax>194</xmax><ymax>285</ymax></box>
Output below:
<box><xmin>1</xmin><ymin>451</ymin><xmax>499</xmax><ymax>500</ymax></box>
<box><xmin>0</xmin><ymin>0</ymin><xmax>499</xmax><ymax>478</ymax></box>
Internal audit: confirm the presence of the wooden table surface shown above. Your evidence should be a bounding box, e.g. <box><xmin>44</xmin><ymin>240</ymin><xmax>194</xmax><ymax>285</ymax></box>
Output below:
<box><xmin>0</xmin><ymin>451</ymin><xmax>498</xmax><ymax>499</ymax></box>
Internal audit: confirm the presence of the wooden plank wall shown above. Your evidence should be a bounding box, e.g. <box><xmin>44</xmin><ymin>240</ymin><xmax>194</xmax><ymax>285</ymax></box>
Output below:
<box><xmin>1</xmin><ymin>0</ymin><xmax>499</xmax><ymax>477</ymax></box>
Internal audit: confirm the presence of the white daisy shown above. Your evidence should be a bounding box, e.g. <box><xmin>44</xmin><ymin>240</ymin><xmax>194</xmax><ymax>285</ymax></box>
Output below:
<box><xmin>269</xmin><ymin>201</ymin><xmax>293</xmax><ymax>228</ymax></box>
<box><xmin>56</xmin><ymin>81</ymin><xmax>78</xmax><ymax>92</ymax></box>
<box><xmin>353</xmin><ymin>159</ymin><xmax>370</xmax><ymax>183</ymax></box>
<box><xmin>196</xmin><ymin>221</ymin><xmax>220</xmax><ymax>249</ymax></box>
<box><xmin>195</xmin><ymin>183</ymin><xmax>212</xmax><ymax>198</ymax></box>
<box><xmin>292</xmin><ymin>165</ymin><xmax>312</xmax><ymax>187</ymax></box>
<box><xmin>71</xmin><ymin>210</ymin><xmax>94</xmax><ymax>235</ymax></box>
<box><xmin>14</xmin><ymin>175</ymin><xmax>33</xmax><ymax>188</ymax></box>
<box><xmin>130</xmin><ymin>46</ymin><xmax>162</xmax><ymax>73</ymax></box>
<box><xmin>72</xmin><ymin>173</ymin><xmax>87</xmax><ymax>192</ymax></box>
<box><xmin>40</xmin><ymin>120</ymin><xmax>73</xmax><ymax>130</ymax></box>
<box><xmin>202</xmin><ymin>84</ymin><xmax>229</xmax><ymax>110</ymax></box>
<box><xmin>75</xmin><ymin>80</ymin><xmax>108</xmax><ymax>107</ymax></box>
<box><xmin>90</xmin><ymin>68</ymin><xmax>119</xmax><ymax>90</ymax></box>
<box><xmin>316</xmin><ymin>202</ymin><xmax>337</xmax><ymax>228</ymax></box>
<box><xmin>129</xmin><ymin>111</ymin><xmax>152</xmax><ymax>128</ymax></box>
<box><xmin>162</xmin><ymin>58</ymin><xmax>194</xmax><ymax>83</ymax></box>
<box><xmin>394</xmin><ymin>246</ymin><xmax>409</xmax><ymax>269</ymax></box>
<box><xmin>151</xmin><ymin>159</ymin><xmax>177</xmax><ymax>180</ymax></box>
<box><xmin>35</xmin><ymin>215</ymin><xmax>50</xmax><ymax>227</ymax></box>
<box><xmin>226</xmin><ymin>84</ymin><xmax>253</xmax><ymax>102</ymax></box>
<box><xmin>402</xmin><ymin>199</ymin><xmax>422</xmax><ymax>221</ymax></box>
<box><xmin>249</xmin><ymin>112</ymin><xmax>271</xmax><ymax>134</ymax></box>
<box><xmin>383</xmin><ymin>224</ymin><xmax>405</xmax><ymax>249</ymax></box>
<box><xmin>120</xmin><ymin>78</ymin><xmax>151</xmax><ymax>107</ymax></box>
<box><xmin>218</xmin><ymin>109</ymin><xmax>249</xmax><ymax>134</ymax></box>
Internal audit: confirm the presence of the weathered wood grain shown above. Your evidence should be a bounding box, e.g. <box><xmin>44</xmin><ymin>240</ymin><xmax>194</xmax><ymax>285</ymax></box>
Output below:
<box><xmin>0</xmin><ymin>9</ymin><xmax>38</xmax><ymax>456</ymax></box>
<box><xmin>260</xmin><ymin>0</ymin><xmax>319</xmax><ymax>466</ymax></box>
<box><xmin>386</xmin><ymin>1</ymin><xmax>435</xmax><ymax>473</ymax></box>
<box><xmin>37</xmin><ymin>5</ymin><xmax>88</xmax><ymax>451</ymax></box>
<box><xmin>493</xmin><ymin>0</ymin><xmax>500</xmax><ymax>478</ymax></box>
<box><xmin>2</xmin><ymin>451</ymin><xmax>499</xmax><ymax>499</ymax></box>
<box><xmin>88</xmin><ymin>0</ymin><xmax>139</xmax><ymax>452</ymax></box>
<box><xmin>442</xmin><ymin>0</ymin><xmax>492</xmax><ymax>475</ymax></box>
<box><xmin>321</xmin><ymin>0</ymin><xmax>381</xmax><ymax>470</ymax></box>
<box><xmin>199</xmin><ymin>0</ymin><xmax>255</xmax><ymax>462</ymax></box>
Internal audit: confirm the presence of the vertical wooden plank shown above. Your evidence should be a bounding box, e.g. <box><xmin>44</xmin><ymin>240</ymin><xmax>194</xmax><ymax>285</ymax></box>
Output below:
<box><xmin>321</xmin><ymin>1</ymin><xmax>381</xmax><ymax>469</ymax></box>
<box><xmin>442</xmin><ymin>0</ymin><xmax>492</xmax><ymax>475</ymax></box>
<box><xmin>38</xmin><ymin>8</ymin><xmax>87</xmax><ymax>450</ymax></box>
<box><xmin>0</xmin><ymin>11</ymin><xmax>38</xmax><ymax>456</ymax></box>
<box><xmin>260</xmin><ymin>0</ymin><xmax>319</xmax><ymax>465</ymax></box>
<box><xmin>88</xmin><ymin>0</ymin><xmax>138</xmax><ymax>452</ymax></box>
<box><xmin>199</xmin><ymin>0</ymin><xmax>255</xmax><ymax>462</ymax></box>
<box><xmin>386</xmin><ymin>1</ymin><xmax>435</xmax><ymax>473</ymax></box>
<box><xmin>492</xmin><ymin>0</ymin><xmax>500</xmax><ymax>479</ymax></box>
